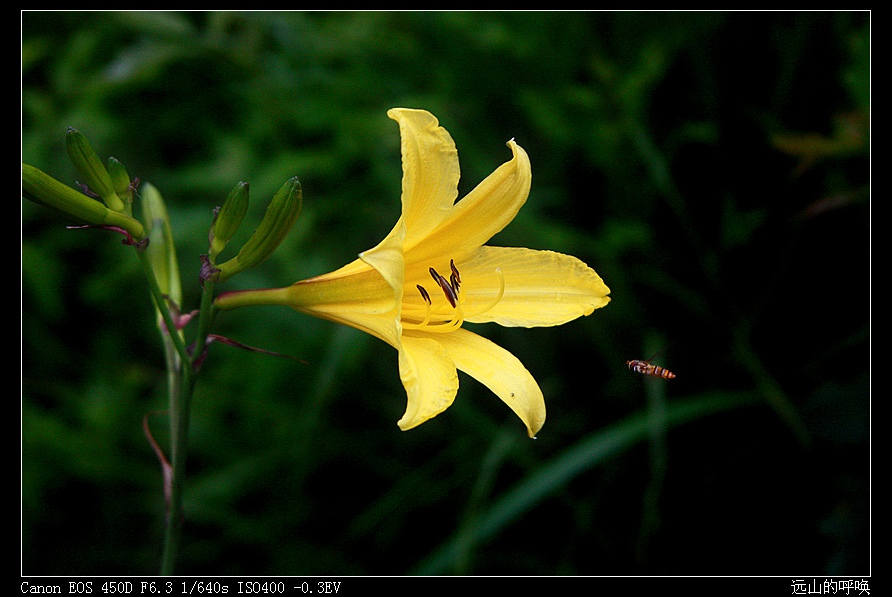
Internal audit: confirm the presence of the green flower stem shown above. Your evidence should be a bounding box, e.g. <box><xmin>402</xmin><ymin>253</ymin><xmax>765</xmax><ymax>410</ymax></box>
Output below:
<box><xmin>137</xmin><ymin>249</ymin><xmax>191</xmax><ymax>366</ymax></box>
<box><xmin>135</xmin><ymin>248</ymin><xmax>189</xmax><ymax>575</ymax></box>
<box><xmin>160</xmin><ymin>357</ymin><xmax>193</xmax><ymax>576</ymax></box>
<box><xmin>159</xmin><ymin>279</ymin><xmax>218</xmax><ymax>576</ymax></box>
<box><xmin>136</xmin><ymin>247</ymin><xmax>220</xmax><ymax>575</ymax></box>
<box><xmin>194</xmin><ymin>279</ymin><xmax>219</xmax><ymax>355</ymax></box>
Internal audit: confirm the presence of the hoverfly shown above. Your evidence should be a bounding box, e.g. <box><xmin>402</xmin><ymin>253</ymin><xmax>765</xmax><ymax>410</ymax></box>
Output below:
<box><xmin>626</xmin><ymin>355</ymin><xmax>676</xmax><ymax>380</ymax></box>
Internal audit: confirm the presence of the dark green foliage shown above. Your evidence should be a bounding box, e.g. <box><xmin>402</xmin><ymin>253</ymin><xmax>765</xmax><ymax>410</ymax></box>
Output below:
<box><xmin>22</xmin><ymin>11</ymin><xmax>869</xmax><ymax>575</ymax></box>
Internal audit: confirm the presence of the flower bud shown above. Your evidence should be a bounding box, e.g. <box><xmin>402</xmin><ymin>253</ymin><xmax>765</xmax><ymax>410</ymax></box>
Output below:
<box><xmin>215</xmin><ymin>177</ymin><xmax>302</xmax><ymax>283</ymax></box>
<box><xmin>66</xmin><ymin>127</ymin><xmax>125</xmax><ymax>212</ymax></box>
<box><xmin>23</xmin><ymin>162</ymin><xmax>145</xmax><ymax>240</ymax></box>
<box><xmin>208</xmin><ymin>181</ymin><xmax>250</xmax><ymax>262</ymax></box>
<box><xmin>107</xmin><ymin>156</ymin><xmax>135</xmax><ymax>207</ymax></box>
<box><xmin>140</xmin><ymin>182</ymin><xmax>182</xmax><ymax>307</ymax></box>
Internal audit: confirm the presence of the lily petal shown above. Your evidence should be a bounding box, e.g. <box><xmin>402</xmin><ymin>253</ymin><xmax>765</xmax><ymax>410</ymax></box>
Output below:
<box><xmin>388</xmin><ymin>108</ymin><xmax>460</xmax><ymax>251</ymax></box>
<box><xmin>459</xmin><ymin>246</ymin><xmax>611</xmax><ymax>327</ymax></box>
<box><xmin>406</xmin><ymin>139</ymin><xmax>531</xmax><ymax>266</ymax></box>
<box><xmin>283</xmin><ymin>258</ymin><xmax>401</xmax><ymax>348</ymax></box>
<box><xmin>434</xmin><ymin>327</ymin><xmax>545</xmax><ymax>438</ymax></box>
<box><xmin>359</xmin><ymin>215</ymin><xmax>407</xmax><ymax>300</ymax></box>
<box><xmin>397</xmin><ymin>333</ymin><xmax>459</xmax><ymax>431</ymax></box>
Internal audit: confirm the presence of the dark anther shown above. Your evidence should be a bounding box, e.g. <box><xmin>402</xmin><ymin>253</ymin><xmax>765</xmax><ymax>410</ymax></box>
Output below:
<box><xmin>450</xmin><ymin>259</ymin><xmax>461</xmax><ymax>289</ymax></box>
<box><xmin>428</xmin><ymin>267</ymin><xmax>457</xmax><ymax>308</ymax></box>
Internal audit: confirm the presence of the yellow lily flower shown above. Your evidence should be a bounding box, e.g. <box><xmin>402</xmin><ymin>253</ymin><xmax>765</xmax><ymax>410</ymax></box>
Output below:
<box><xmin>215</xmin><ymin>108</ymin><xmax>610</xmax><ymax>437</ymax></box>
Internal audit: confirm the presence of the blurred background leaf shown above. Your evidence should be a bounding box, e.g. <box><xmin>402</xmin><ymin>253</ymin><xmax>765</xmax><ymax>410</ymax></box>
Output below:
<box><xmin>22</xmin><ymin>11</ymin><xmax>869</xmax><ymax>575</ymax></box>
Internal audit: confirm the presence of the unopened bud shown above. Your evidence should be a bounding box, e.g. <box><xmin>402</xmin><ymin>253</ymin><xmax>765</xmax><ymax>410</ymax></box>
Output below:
<box><xmin>23</xmin><ymin>163</ymin><xmax>145</xmax><ymax>240</ymax></box>
<box><xmin>208</xmin><ymin>181</ymin><xmax>250</xmax><ymax>262</ymax></box>
<box><xmin>215</xmin><ymin>177</ymin><xmax>302</xmax><ymax>283</ymax></box>
<box><xmin>66</xmin><ymin>127</ymin><xmax>125</xmax><ymax>212</ymax></box>
<box><xmin>140</xmin><ymin>182</ymin><xmax>181</xmax><ymax>306</ymax></box>
<box><xmin>107</xmin><ymin>157</ymin><xmax>136</xmax><ymax>207</ymax></box>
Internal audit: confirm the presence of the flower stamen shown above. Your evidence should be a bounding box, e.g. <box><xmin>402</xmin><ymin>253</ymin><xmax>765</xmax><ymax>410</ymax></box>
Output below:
<box><xmin>414</xmin><ymin>284</ymin><xmax>432</xmax><ymax>327</ymax></box>
<box><xmin>429</xmin><ymin>267</ymin><xmax>458</xmax><ymax>308</ymax></box>
<box><xmin>449</xmin><ymin>259</ymin><xmax>461</xmax><ymax>292</ymax></box>
<box><xmin>403</xmin><ymin>262</ymin><xmax>504</xmax><ymax>333</ymax></box>
<box><xmin>416</xmin><ymin>284</ymin><xmax>432</xmax><ymax>304</ymax></box>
